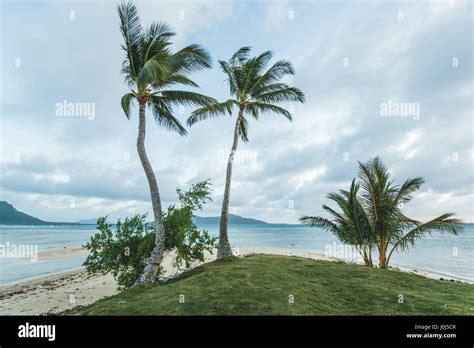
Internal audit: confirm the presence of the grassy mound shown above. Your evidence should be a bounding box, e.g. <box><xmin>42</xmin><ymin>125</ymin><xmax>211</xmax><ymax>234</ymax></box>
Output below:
<box><xmin>68</xmin><ymin>255</ymin><xmax>473</xmax><ymax>315</ymax></box>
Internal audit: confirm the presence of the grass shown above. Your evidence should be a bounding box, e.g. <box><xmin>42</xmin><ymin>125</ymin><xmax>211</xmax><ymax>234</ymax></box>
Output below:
<box><xmin>67</xmin><ymin>255</ymin><xmax>474</xmax><ymax>315</ymax></box>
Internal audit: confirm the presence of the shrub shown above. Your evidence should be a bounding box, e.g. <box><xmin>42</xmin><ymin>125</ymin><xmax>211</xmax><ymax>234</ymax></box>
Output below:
<box><xmin>83</xmin><ymin>179</ymin><xmax>216</xmax><ymax>289</ymax></box>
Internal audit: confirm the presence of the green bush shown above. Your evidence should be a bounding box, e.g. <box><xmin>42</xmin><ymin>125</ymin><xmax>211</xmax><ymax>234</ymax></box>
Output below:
<box><xmin>83</xmin><ymin>179</ymin><xmax>216</xmax><ymax>289</ymax></box>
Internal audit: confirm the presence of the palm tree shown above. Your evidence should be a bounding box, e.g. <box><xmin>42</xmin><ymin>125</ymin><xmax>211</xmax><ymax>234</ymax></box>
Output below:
<box><xmin>118</xmin><ymin>1</ymin><xmax>216</xmax><ymax>285</ymax></box>
<box><xmin>301</xmin><ymin>157</ymin><xmax>462</xmax><ymax>269</ymax></box>
<box><xmin>301</xmin><ymin>179</ymin><xmax>375</xmax><ymax>266</ymax></box>
<box><xmin>188</xmin><ymin>47</ymin><xmax>305</xmax><ymax>258</ymax></box>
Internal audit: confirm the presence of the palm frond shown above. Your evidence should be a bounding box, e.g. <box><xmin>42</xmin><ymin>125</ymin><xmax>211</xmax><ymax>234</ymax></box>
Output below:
<box><xmin>232</xmin><ymin>63</ymin><xmax>247</xmax><ymax>96</ymax></box>
<box><xmin>300</xmin><ymin>216</ymin><xmax>339</xmax><ymax>233</ymax></box>
<box><xmin>394</xmin><ymin>177</ymin><xmax>425</xmax><ymax>206</ymax></box>
<box><xmin>142</xmin><ymin>22</ymin><xmax>174</xmax><ymax>63</ymax></box>
<box><xmin>138</xmin><ymin>58</ymin><xmax>170</xmax><ymax>87</ymax></box>
<box><xmin>321</xmin><ymin>204</ymin><xmax>348</xmax><ymax>227</ymax></box>
<box><xmin>219</xmin><ymin>60</ymin><xmax>238</xmax><ymax>96</ymax></box>
<box><xmin>253</xmin><ymin>50</ymin><xmax>273</xmax><ymax>72</ymax></box>
<box><xmin>118</xmin><ymin>1</ymin><xmax>143</xmax><ymax>83</ymax></box>
<box><xmin>253</xmin><ymin>85</ymin><xmax>305</xmax><ymax>103</ymax></box>
<box><xmin>250</xmin><ymin>82</ymin><xmax>290</xmax><ymax>95</ymax></box>
<box><xmin>386</xmin><ymin>213</ymin><xmax>463</xmax><ymax>265</ymax></box>
<box><xmin>357</xmin><ymin>158</ymin><xmax>386</xmax><ymax>225</ymax></box>
<box><xmin>393</xmin><ymin>213</ymin><xmax>462</xmax><ymax>252</ymax></box>
<box><xmin>121</xmin><ymin>92</ymin><xmax>136</xmax><ymax>119</ymax></box>
<box><xmin>170</xmin><ymin>44</ymin><xmax>212</xmax><ymax>73</ymax></box>
<box><xmin>249</xmin><ymin>60</ymin><xmax>295</xmax><ymax>94</ymax></box>
<box><xmin>148</xmin><ymin>96</ymin><xmax>187</xmax><ymax>136</ymax></box>
<box><xmin>145</xmin><ymin>21</ymin><xmax>174</xmax><ymax>39</ymax></box>
<box><xmin>229</xmin><ymin>46</ymin><xmax>251</xmax><ymax>66</ymax></box>
<box><xmin>187</xmin><ymin>99</ymin><xmax>236</xmax><ymax>126</ymax></box>
<box><xmin>239</xmin><ymin>116</ymin><xmax>249</xmax><ymax>142</ymax></box>
<box><xmin>154</xmin><ymin>74</ymin><xmax>199</xmax><ymax>88</ymax></box>
<box><xmin>161</xmin><ymin>90</ymin><xmax>216</xmax><ymax>108</ymax></box>
<box><xmin>245</xmin><ymin>102</ymin><xmax>293</xmax><ymax>121</ymax></box>
<box><xmin>240</xmin><ymin>51</ymin><xmax>273</xmax><ymax>93</ymax></box>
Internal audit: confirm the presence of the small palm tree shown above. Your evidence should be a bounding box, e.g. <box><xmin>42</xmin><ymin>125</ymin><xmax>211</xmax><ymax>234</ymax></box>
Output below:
<box><xmin>301</xmin><ymin>179</ymin><xmax>375</xmax><ymax>266</ymax></box>
<box><xmin>188</xmin><ymin>47</ymin><xmax>305</xmax><ymax>258</ymax></box>
<box><xmin>301</xmin><ymin>157</ymin><xmax>462</xmax><ymax>269</ymax></box>
<box><xmin>118</xmin><ymin>1</ymin><xmax>216</xmax><ymax>284</ymax></box>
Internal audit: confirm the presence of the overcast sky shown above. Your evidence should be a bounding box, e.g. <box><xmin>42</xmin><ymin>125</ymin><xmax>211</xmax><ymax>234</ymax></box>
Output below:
<box><xmin>1</xmin><ymin>0</ymin><xmax>472</xmax><ymax>223</ymax></box>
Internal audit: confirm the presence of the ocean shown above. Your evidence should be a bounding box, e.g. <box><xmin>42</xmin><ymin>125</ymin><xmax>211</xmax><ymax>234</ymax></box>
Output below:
<box><xmin>0</xmin><ymin>223</ymin><xmax>473</xmax><ymax>285</ymax></box>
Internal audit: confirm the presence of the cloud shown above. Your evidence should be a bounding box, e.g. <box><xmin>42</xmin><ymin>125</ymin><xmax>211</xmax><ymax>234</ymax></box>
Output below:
<box><xmin>1</xmin><ymin>0</ymin><xmax>472</xmax><ymax>223</ymax></box>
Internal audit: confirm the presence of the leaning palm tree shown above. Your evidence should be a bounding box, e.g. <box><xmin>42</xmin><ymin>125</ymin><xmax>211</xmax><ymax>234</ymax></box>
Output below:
<box><xmin>188</xmin><ymin>47</ymin><xmax>305</xmax><ymax>258</ymax></box>
<box><xmin>301</xmin><ymin>157</ymin><xmax>462</xmax><ymax>269</ymax></box>
<box><xmin>118</xmin><ymin>1</ymin><xmax>215</xmax><ymax>285</ymax></box>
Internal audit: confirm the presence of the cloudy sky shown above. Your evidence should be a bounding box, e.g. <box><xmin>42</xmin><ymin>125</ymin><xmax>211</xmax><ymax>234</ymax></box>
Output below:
<box><xmin>1</xmin><ymin>0</ymin><xmax>472</xmax><ymax>223</ymax></box>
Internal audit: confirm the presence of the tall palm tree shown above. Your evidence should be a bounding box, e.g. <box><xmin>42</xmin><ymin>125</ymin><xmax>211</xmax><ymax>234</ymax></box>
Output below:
<box><xmin>118</xmin><ymin>1</ymin><xmax>215</xmax><ymax>285</ymax></box>
<box><xmin>301</xmin><ymin>157</ymin><xmax>462</xmax><ymax>269</ymax></box>
<box><xmin>188</xmin><ymin>47</ymin><xmax>305</xmax><ymax>258</ymax></box>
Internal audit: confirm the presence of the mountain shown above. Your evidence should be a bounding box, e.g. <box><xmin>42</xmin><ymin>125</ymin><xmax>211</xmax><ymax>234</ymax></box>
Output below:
<box><xmin>0</xmin><ymin>201</ymin><xmax>291</xmax><ymax>227</ymax></box>
<box><xmin>0</xmin><ymin>201</ymin><xmax>49</xmax><ymax>225</ymax></box>
<box><xmin>192</xmin><ymin>214</ymin><xmax>269</xmax><ymax>226</ymax></box>
<box><xmin>0</xmin><ymin>201</ymin><xmax>79</xmax><ymax>225</ymax></box>
<box><xmin>78</xmin><ymin>214</ymin><xmax>272</xmax><ymax>226</ymax></box>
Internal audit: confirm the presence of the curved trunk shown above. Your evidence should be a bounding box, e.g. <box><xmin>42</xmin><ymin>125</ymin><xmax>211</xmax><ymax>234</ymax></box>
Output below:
<box><xmin>217</xmin><ymin>107</ymin><xmax>244</xmax><ymax>259</ymax></box>
<box><xmin>133</xmin><ymin>102</ymin><xmax>166</xmax><ymax>286</ymax></box>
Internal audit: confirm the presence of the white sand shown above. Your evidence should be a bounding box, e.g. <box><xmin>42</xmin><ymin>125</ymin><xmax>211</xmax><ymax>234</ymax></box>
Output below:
<box><xmin>0</xmin><ymin>269</ymin><xmax>117</xmax><ymax>315</ymax></box>
<box><xmin>0</xmin><ymin>246</ymin><xmax>469</xmax><ymax>315</ymax></box>
<box><xmin>35</xmin><ymin>245</ymin><xmax>89</xmax><ymax>260</ymax></box>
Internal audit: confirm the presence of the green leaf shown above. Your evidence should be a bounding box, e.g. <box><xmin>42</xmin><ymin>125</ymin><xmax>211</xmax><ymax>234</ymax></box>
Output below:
<box><xmin>121</xmin><ymin>92</ymin><xmax>136</xmax><ymax>119</ymax></box>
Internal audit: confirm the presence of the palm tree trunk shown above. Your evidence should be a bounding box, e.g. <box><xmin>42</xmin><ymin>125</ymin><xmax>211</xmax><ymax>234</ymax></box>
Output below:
<box><xmin>360</xmin><ymin>245</ymin><xmax>370</xmax><ymax>266</ymax></box>
<box><xmin>385</xmin><ymin>246</ymin><xmax>397</xmax><ymax>268</ymax></box>
<box><xmin>368</xmin><ymin>245</ymin><xmax>373</xmax><ymax>267</ymax></box>
<box><xmin>217</xmin><ymin>108</ymin><xmax>243</xmax><ymax>259</ymax></box>
<box><xmin>379</xmin><ymin>235</ymin><xmax>386</xmax><ymax>268</ymax></box>
<box><xmin>133</xmin><ymin>102</ymin><xmax>167</xmax><ymax>285</ymax></box>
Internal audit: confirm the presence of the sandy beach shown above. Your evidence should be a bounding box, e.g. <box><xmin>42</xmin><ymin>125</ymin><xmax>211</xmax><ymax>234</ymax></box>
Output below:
<box><xmin>0</xmin><ymin>246</ymin><xmax>470</xmax><ymax>315</ymax></box>
<box><xmin>35</xmin><ymin>245</ymin><xmax>89</xmax><ymax>260</ymax></box>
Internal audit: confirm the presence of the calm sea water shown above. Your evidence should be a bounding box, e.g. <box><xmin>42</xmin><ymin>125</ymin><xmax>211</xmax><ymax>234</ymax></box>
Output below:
<box><xmin>0</xmin><ymin>223</ymin><xmax>473</xmax><ymax>285</ymax></box>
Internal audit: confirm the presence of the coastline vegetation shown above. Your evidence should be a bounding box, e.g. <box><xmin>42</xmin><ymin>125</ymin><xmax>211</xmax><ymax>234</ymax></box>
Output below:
<box><xmin>301</xmin><ymin>158</ymin><xmax>462</xmax><ymax>269</ymax></box>
<box><xmin>83</xmin><ymin>180</ymin><xmax>216</xmax><ymax>289</ymax></box>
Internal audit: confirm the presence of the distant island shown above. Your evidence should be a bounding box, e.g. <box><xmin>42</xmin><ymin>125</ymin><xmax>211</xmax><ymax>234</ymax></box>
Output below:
<box><xmin>0</xmin><ymin>201</ymin><xmax>79</xmax><ymax>225</ymax></box>
<box><xmin>192</xmin><ymin>214</ymin><xmax>270</xmax><ymax>226</ymax></box>
<box><xmin>79</xmin><ymin>214</ymin><xmax>274</xmax><ymax>226</ymax></box>
<box><xmin>78</xmin><ymin>214</ymin><xmax>292</xmax><ymax>226</ymax></box>
<box><xmin>0</xmin><ymin>201</ymin><xmax>294</xmax><ymax>226</ymax></box>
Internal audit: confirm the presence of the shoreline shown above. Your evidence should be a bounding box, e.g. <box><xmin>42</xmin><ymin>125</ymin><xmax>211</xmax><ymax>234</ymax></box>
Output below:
<box><xmin>248</xmin><ymin>247</ymin><xmax>474</xmax><ymax>284</ymax></box>
<box><xmin>0</xmin><ymin>246</ymin><xmax>471</xmax><ymax>315</ymax></box>
<box><xmin>8</xmin><ymin>244</ymin><xmax>473</xmax><ymax>285</ymax></box>
<box><xmin>0</xmin><ymin>267</ymin><xmax>85</xmax><ymax>289</ymax></box>
<box><xmin>390</xmin><ymin>264</ymin><xmax>474</xmax><ymax>284</ymax></box>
